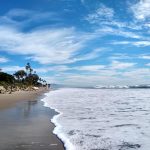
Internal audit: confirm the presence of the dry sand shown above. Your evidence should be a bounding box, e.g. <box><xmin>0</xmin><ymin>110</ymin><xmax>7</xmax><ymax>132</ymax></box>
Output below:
<box><xmin>0</xmin><ymin>88</ymin><xmax>46</xmax><ymax>109</ymax></box>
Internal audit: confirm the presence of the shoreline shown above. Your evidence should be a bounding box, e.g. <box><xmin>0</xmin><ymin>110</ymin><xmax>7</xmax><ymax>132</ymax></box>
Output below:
<box><xmin>41</xmin><ymin>90</ymin><xmax>74</xmax><ymax>150</ymax></box>
<box><xmin>0</xmin><ymin>88</ymin><xmax>65</xmax><ymax>150</ymax></box>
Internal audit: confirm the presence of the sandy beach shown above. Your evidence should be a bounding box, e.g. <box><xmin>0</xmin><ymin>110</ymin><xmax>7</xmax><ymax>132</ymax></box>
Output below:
<box><xmin>0</xmin><ymin>89</ymin><xmax>64</xmax><ymax>150</ymax></box>
<box><xmin>0</xmin><ymin>88</ymin><xmax>47</xmax><ymax>109</ymax></box>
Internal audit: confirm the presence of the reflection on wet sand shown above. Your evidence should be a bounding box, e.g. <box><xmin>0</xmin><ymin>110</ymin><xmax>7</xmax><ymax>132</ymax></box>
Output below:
<box><xmin>0</xmin><ymin>98</ymin><xmax>64</xmax><ymax>150</ymax></box>
<box><xmin>23</xmin><ymin>100</ymin><xmax>38</xmax><ymax>117</ymax></box>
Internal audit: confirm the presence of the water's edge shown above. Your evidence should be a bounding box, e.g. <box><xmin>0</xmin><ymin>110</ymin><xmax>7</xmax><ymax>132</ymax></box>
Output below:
<box><xmin>41</xmin><ymin>91</ymin><xmax>71</xmax><ymax>150</ymax></box>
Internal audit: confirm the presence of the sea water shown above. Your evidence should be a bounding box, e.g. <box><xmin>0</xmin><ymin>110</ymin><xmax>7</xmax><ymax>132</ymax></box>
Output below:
<box><xmin>42</xmin><ymin>88</ymin><xmax>150</xmax><ymax>150</ymax></box>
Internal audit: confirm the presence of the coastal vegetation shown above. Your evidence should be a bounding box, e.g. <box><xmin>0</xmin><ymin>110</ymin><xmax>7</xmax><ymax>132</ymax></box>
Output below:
<box><xmin>0</xmin><ymin>63</ymin><xmax>47</xmax><ymax>94</ymax></box>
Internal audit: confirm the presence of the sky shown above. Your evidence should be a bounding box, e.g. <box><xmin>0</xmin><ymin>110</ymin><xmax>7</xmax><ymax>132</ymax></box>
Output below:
<box><xmin>0</xmin><ymin>0</ymin><xmax>150</xmax><ymax>86</ymax></box>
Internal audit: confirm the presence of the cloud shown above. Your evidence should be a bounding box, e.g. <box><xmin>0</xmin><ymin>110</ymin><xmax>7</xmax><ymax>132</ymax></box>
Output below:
<box><xmin>139</xmin><ymin>55</ymin><xmax>150</xmax><ymax>59</ymax></box>
<box><xmin>74</xmin><ymin>65</ymin><xmax>105</xmax><ymax>71</ymax></box>
<box><xmin>0</xmin><ymin>7</ymin><xmax>149</xmax><ymax>86</ymax></box>
<box><xmin>109</xmin><ymin>54</ymin><xmax>134</xmax><ymax>60</ymax></box>
<box><xmin>100</xmin><ymin>21</ymin><xmax>142</xmax><ymax>30</ymax></box>
<box><xmin>85</xmin><ymin>3</ymin><xmax>142</xmax><ymax>30</ymax></box>
<box><xmin>71</xmin><ymin>48</ymin><xmax>106</xmax><ymax>62</ymax></box>
<box><xmin>123</xmin><ymin>68</ymin><xmax>150</xmax><ymax>78</ymax></box>
<box><xmin>131</xmin><ymin>0</ymin><xmax>150</xmax><ymax>20</ymax></box>
<box><xmin>0</xmin><ymin>56</ymin><xmax>9</xmax><ymax>63</ymax></box>
<box><xmin>96</xmin><ymin>26</ymin><xmax>142</xmax><ymax>39</ymax></box>
<box><xmin>40</xmin><ymin>76</ymin><xmax>58</xmax><ymax>84</ymax></box>
<box><xmin>53</xmin><ymin>67</ymin><xmax>150</xmax><ymax>86</ymax></box>
<box><xmin>111</xmin><ymin>41</ymin><xmax>131</xmax><ymax>45</ymax></box>
<box><xmin>0</xmin><ymin>25</ymin><xmax>99</xmax><ymax>64</ymax></box>
<box><xmin>37</xmin><ymin>64</ymin><xmax>105</xmax><ymax>73</ymax></box>
<box><xmin>110</xmin><ymin>61</ymin><xmax>136</xmax><ymax>70</ymax></box>
<box><xmin>0</xmin><ymin>9</ymin><xmax>145</xmax><ymax>66</ymax></box>
<box><xmin>146</xmin><ymin>63</ymin><xmax>150</xmax><ymax>66</ymax></box>
<box><xmin>0</xmin><ymin>8</ymin><xmax>60</xmax><ymax>28</ymax></box>
<box><xmin>1</xmin><ymin>66</ymin><xmax>24</xmax><ymax>72</ymax></box>
<box><xmin>112</xmin><ymin>40</ymin><xmax>150</xmax><ymax>47</ymax></box>
<box><xmin>1</xmin><ymin>65</ymin><xmax>72</xmax><ymax>74</ymax></box>
<box><xmin>85</xmin><ymin>4</ymin><xmax>114</xmax><ymax>24</ymax></box>
<box><xmin>132</xmin><ymin>41</ymin><xmax>150</xmax><ymax>47</ymax></box>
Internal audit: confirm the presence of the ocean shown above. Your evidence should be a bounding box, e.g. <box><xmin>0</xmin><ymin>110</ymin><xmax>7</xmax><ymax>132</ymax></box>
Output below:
<box><xmin>42</xmin><ymin>88</ymin><xmax>150</xmax><ymax>150</ymax></box>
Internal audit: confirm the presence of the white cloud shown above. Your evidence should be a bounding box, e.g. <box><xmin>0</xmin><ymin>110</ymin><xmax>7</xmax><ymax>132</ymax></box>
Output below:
<box><xmin>131</xmin><ymin>0</ymin><xmax>150</xmax><ymax>20</ymax></box>
<box><xmin>0</xmin><ymin>9</ymin><xmax>59</xmax><ymax>28</ymax></box>
<box><xmin>53</xmin><ymin>67</ymin><xmax>150</xmax><ymax>86</ymax></box>
<box><xmin>1</xmin><ymin>66</ymin><xmax>24</xmax><ymax>72</ymax></box>
<box><xmin>109</xmin><ymin>54</ymin><xmax>133</xmax><ymax>60</ymax></box>
<box><xmin>123</xmin><ymin>68</ymin><xmax>150</xmax><ymax>78</ymax></box>
<box><xmin>0</xmin><ymin>56</ymin><xmax>9</xmax><ymax>63</ymax></box>
<box><xmin>85</xmin><ymin>4</ymin><xmax>114</xmax><ymax>24</ymax></box>
<box><xmin>146</xmin><ymin>63</ymin><xmax>150</xmax><ymax>66</ymax></box>
<box><xmin>0</xmin><ymin>26</ymin><xmax>99</xmax><ymax>64</ymax></box>
<box><xmin>139</xmin><ymin>55</ymin><xmax>150</xmax><ymax>59</ymax></box>
<box><xmin>37</xmin><ymin>64</ymin><xmax>105</xmax><ymax>72</ymax></box>
<box><xmin>41</xmin><ymin>76</ymin><xmax>58</xmax><ymax>84</ymax></box>
<box><xmin>111</xmin><ymin>41</ymin><xmax>131</xmax><ymax>45</ymax></box>
<box><xmin>0</xmin><ymin>9</ymin><xmax>144</xmax><ymax>66</ymax></box>
<box><xmin>75</xmin><ymin>65</ymin><xmax>105</xmax><ymax>71</ymax></box>
<box><xmin>85</xmin><ymin>3</ymin><xmax>143</xmax><ymax>31</ymax></box>
<box><xmin>96</xmin><ymin>26</ymin><xmax>142</xmax><ymax>39</ymax></box>
<box><xmin>133</xmin><ymin>41</ymin><xmax>150</xmax><ymax>47</ymax></box>
<box><xmin>110</xmin><ymin>61</ymin><xmax>136</xmax><ymax>70</ymax></box>
<box><xmin>1</xmin><ymin>65</ymin><xmax>72</xmax><ymax>74</ymax></box>
<box><xmin>112</xmin><ymin>40</ymin><xmax>150</xmax><ymax>47</ymax></box>
<box><xmin>71</xmin><ymin>48</ymin><xmax>105</xmax><ymax>62</ymax></box>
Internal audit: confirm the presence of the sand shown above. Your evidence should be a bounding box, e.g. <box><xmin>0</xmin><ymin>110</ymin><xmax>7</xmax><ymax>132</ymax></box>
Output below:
<box><xmin>0</xmin><ymin>88</ymin><xmax>46</xmax><ymax>109</ymax></box>
<box><xmin>0</xmin><ymin>88</ymin><xmax>64</xmax><ymax>150</ymax></box>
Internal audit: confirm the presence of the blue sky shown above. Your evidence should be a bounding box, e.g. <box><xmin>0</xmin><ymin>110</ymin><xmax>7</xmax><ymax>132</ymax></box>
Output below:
<box><xmin>0</xmin><ymin>0</ymin><xmax>150</xmax><ymax>86</ymax></box>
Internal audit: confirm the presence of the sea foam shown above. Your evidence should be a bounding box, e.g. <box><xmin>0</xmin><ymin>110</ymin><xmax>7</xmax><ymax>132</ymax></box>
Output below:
<box><xmin>42</xmin><ymin>88</ymin><xmax>150</xmax><ymax>150</ymax></box>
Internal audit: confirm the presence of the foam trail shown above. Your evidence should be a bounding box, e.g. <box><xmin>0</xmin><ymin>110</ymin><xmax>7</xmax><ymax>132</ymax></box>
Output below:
<box><xmin>42</xmin><ymin>88</ymin><xmax>150</xmax><ymax>150</ymax></box>
<box><xmin>41</xmin><ymin>92</ymin><xmax>75</xmax><ymax>150</ymax></box>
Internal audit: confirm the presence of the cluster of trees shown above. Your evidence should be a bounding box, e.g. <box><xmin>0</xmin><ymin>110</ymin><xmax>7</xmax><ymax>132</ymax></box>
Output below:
<box><xmin>0</xmin><ymin>71</ymin><xmax>15</xmax><ymax>85</ymax></box>
<box><xmin>0</xmin><ymin>63</ymin><xmax>47</xmax><ymax>89</ymax></box>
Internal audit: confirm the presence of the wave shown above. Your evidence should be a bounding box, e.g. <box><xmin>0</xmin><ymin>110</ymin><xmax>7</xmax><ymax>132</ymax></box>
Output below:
<box><xmin>41</xmin><ymin>88</ymin><xmax>150</xmax><ymax>150</ymax></box>
<box><xmin>94</xmin><ymin>84</ymin><xmax>150</xmax><ymax>89</ymax></box>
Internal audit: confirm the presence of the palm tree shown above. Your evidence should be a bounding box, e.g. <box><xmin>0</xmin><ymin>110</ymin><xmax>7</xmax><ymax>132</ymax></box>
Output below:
<box><xmin>25</xmin><ymin>63</ymin><xmax>31</xmax><ymax>75</ymax></box>
<box><xmin>29</xmin><ymin>68</ymin><xmax>33</xmax><ymax>75</ymax></box>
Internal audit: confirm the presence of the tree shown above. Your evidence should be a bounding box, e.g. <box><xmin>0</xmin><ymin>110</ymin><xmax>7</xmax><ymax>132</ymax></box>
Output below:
<box><xmin>25</xmin><ymin>63</ymin><xmax>31</xmax><ymax>75</ymax></box>
<box><xmin>14</xmin><ymin>70</ymin><xmax>27</xmax><ymax>81</ymax></box>
<box><xmin>29</xmin><ymin>68</ymin><xmax>33</xmax><ymax>75</ymax></box>
<box><xmin>25</xmin><ymin>74</ymin><xmax>39</xmax><ymax>86</ymax></box>
<box><xmin>0</xmin><ymin>72</ymin><xmax>15</xmax><ymax>84</ymax></box>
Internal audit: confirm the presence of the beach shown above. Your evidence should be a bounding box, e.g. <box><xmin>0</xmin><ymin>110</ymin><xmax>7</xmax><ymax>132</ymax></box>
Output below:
<box><xmin>0</xmin><ymin>89</ymin><xmax>64</xmax><ymax>150</ymax></box>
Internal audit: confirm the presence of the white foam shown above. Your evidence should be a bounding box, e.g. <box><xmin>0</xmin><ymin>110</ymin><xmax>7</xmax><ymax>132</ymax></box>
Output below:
<box><xmin>41</xmin><ymin>91</ymin><xmax>75</xmax><ymax>150</ymax></box>
<box><xmin>42</xmin><ymin>88</ymin><xmax>150</xmax><ymax>150</ymax></box>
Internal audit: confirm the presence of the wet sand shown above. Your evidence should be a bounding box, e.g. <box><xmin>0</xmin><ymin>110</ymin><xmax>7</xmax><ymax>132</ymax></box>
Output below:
<box><xmin>0</xmin><ymin>90</ymin><xmax>65</xmax><ymax>150</ymax></box>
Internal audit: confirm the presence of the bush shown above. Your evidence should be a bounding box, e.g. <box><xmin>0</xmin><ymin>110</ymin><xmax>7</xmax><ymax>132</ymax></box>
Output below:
<box><xmin>0</xmin><ymin>72</ymin><xmax>15</xmax><ymax>84</ymax></box>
